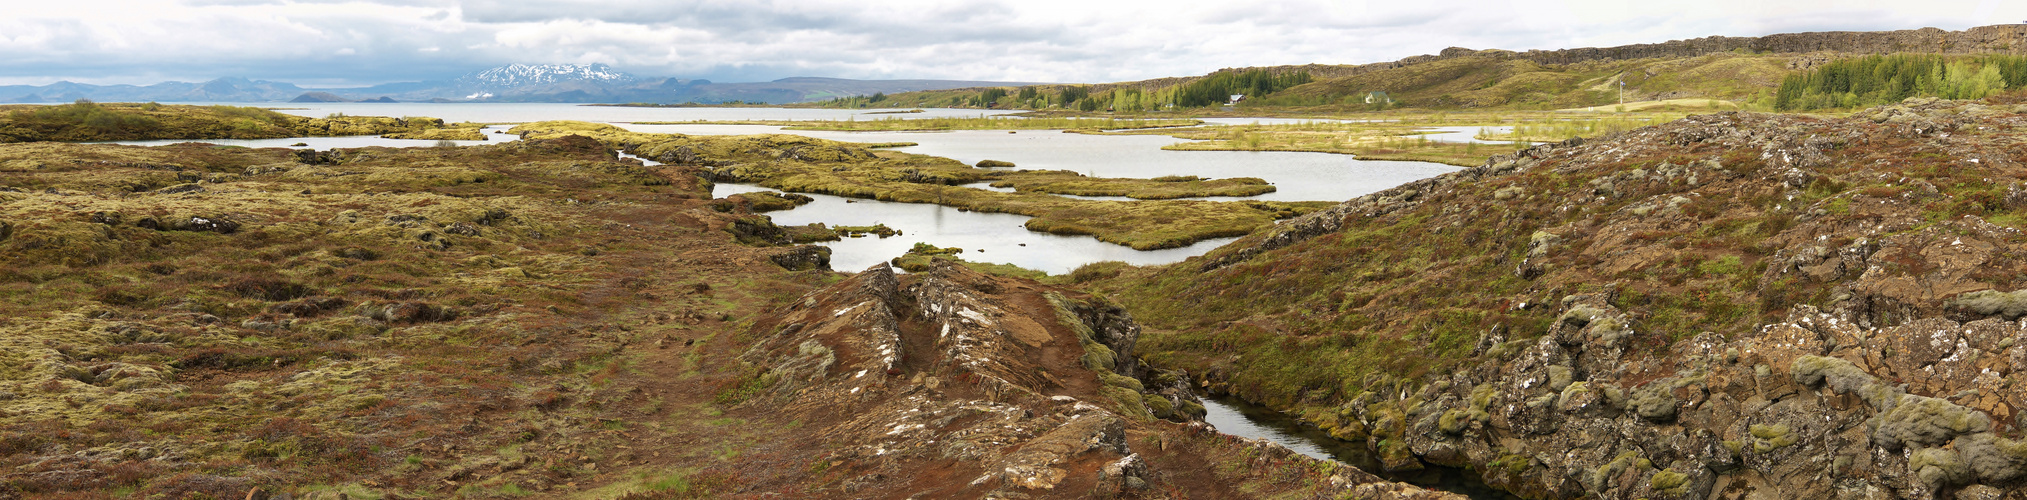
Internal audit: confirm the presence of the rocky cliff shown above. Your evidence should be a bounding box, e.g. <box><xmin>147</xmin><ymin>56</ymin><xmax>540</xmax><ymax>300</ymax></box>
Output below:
<box><xmin>1109</xmin><ymin>96</ymin><xmax>2027</xmax><ymax>499</ymax></box>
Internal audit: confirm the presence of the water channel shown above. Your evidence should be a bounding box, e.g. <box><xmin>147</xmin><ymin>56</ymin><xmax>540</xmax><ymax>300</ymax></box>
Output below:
<box><xmin>105</xmin><ymin>105</ymin><xmax>1507</xmax><ymax>497</ymax></box>
<box><xmin>1202</xmin><ymin>394</ymin><xmax>1519</xmax><ymax>499</ymax></box>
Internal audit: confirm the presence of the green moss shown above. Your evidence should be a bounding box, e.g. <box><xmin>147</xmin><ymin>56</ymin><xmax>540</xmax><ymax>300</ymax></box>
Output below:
<box><xmin>1489</xmin><ymin>453</ymin><xmax>1530</xmax><ymax>475</ymax></box>
<box><xmin>1081</xmin><ymin>343</ymin><xmax>1118</xmax><ymax>373</ymax></box>
<box><xmin>1438</xmin><ymin>409</ymin><xmax>1468</xmax><ymax>434</ymax></box>
<box><xmin>1950</xmin><ymin>289</ymin><xmax>2027</xmax><ymax>318</ymax></box>
<box><xmin>1046</xmin><ymin>292</ymin><xmax>1119</xmax><ymax>373</ymax></box>
<box><xmin>834</xmin><ymin>224</ymin><xmax>899</xmax><ymax>238</ymax></box>
<box><xmin>1696</xmin><ymin>255</ymin><xmax>1744</xmax><ymax>277</ymax></box>
<box><xmin>1589</xmin><ymin>450</ymin><xmax>1647</xmax><ymax>491</ymax></box>
<box><xmin>890</xmin><ymin>243</ymin><xmax>964</xmax><ymax>272</ymax></box>
<box><xmin>1101</xmin><ymin>385</ymin><xmax>1153</xmax><ymax>421</ymax></box>
<box><xmin>717</xmin><ymin>191</ymin><xmax>814</xmax><ymax>213</ymax></box>
<box><xmin>1748</xmin><ymin>423</ymin><xmax>1796</xmax><ymax>452</ymax></box>
<box><xmin>1143</xmin><ymin>393</ymin><xmax>1177</xmax><ymax>419</ymax></box>
<box><xmin>1649</xmin><ymin>470</ymin><xmax>1689</xmax><ymax>494</ymax></box>
<box><xmin>1628</xmin><ymin>383</ymin><xmax>1678</xmax><ymax>422</ymax></box>
<box><xmin>1910</xmin><ymin>447</ymin><xmax>1971</xmax><ymax>487</ymax></box>
<box><xmin>1102</xmin><ymin>372</ymin><xmax>1146</xmax><ymax>392</ymax></box>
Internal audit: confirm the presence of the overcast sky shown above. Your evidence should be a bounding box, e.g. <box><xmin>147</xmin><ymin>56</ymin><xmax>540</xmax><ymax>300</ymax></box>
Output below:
<box><xmin>4</xmin><ymin>0</ymin><xmax>2025</xmax><ymax>87</ymax></box>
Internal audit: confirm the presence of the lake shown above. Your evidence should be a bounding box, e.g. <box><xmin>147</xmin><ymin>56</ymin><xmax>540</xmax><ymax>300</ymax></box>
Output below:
<box><xmin>258</xmin><ymin>103</ymin><xmax>1017</xmax><ymax>123</ymax></box>
<box><xmin>624</xmin><ymin>123</ymin><xmax>1459</xmax><ymax>202</ymax></box>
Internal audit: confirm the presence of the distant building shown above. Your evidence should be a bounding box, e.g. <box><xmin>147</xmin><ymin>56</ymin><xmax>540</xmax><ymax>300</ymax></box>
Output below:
<box><xmin>1229</xmin><ymin>94</ymin><xmax>1245</xmax><ymax>105</ymax></box>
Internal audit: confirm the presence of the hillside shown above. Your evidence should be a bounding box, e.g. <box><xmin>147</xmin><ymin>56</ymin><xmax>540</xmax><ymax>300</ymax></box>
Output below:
<box><xmin>850</xmin><ymin>25</ymin><xmax>2027</xmax><ymax>113</ymax></box>
<box><xmin>1257</xmin><ymin>52</ymin><xmax>1791</xmax><ymax>109</ymax></box>
<box><xmin>1088</xmin><ymin>95</ymin><xmax>2027</xmax><ymax>498</ymax></box>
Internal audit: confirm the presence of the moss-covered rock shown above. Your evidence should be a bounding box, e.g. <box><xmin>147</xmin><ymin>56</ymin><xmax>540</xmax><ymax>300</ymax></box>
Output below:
<box><xmin>1143</xmin><ymin>393</ymin><xmax>1176</xmax><ymax>419</ymax></box>
<box><xmin>1101</xmin><ymin>372</ymin><xmax>1145</xmax><ymax>392</ymax></box>
<box><xmin>1628</xmin><ymin>382</ymin><xmax>1678</xmax><ymax>422</ymax></box>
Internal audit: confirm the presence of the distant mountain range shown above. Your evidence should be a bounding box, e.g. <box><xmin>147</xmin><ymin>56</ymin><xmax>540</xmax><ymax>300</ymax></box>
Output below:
<box><xmin>0</xmin><ymin>63</ymin><xmax>1039</xmax><ymax>104</ymax></box>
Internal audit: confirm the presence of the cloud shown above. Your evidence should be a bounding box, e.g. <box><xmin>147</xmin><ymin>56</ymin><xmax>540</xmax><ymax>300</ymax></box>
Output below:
<box><xmin>3</xmin><ymin>0</ymin><xmax>2027</xmax><ymax>87</ymax></box>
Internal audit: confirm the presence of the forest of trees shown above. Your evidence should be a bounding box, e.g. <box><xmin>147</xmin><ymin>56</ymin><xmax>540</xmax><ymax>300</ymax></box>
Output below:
<box><xmin>1172</xmin><ymin>69</ymin><xmax>1313</xmax><ymax>107</ymax></box>
<box><xmin>820</xmin><ymin>69</ymin><xmax>1314</xmax><ymax>111</ymax></box>
<box><xmin>1775</xmin><ymin>54</ymin><xmax>2027</xmax><ymax>110</ymax></box>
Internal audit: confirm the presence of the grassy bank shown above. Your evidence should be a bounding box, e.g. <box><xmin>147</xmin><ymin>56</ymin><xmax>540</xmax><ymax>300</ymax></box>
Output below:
<box><xmin>0</xmin><ymin>101</ymin><xmax>486</xmax><ymax>143</ymax></box>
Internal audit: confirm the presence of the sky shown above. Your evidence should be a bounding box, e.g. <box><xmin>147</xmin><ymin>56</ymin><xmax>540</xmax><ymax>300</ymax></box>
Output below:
<box><xmin>3</xmin><ymin>0</ymin><xmax>2025</xmax><ymax>87</ymax></box>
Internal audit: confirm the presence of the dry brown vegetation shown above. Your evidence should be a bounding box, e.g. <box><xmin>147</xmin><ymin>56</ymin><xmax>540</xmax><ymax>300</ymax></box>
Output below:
<box><xmin>0</xmin><ymin>126</ymin><xmax>1465</xmax><ymax>498</ymax></box>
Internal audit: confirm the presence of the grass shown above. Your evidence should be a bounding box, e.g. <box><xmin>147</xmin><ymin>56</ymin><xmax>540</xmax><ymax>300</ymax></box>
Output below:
<box><xmin>0</xmin><ymin>101</ymin><xmax>485</xmax><ymax>142</ymax></box>
<box><xmin>1557</xmin><ymin>98</ymin><xmax>1744</xmax><ymax>113</ymax></box>
<box><xmin>1108</xmin><ymin>111</ymin><xmax>1696</xmax><ymax>166</ymax></box>
<box><xmin>1150</xmin><ymin>122</ymin><xmax>1506</xmax><ymax>166</ymax></box>
<box><xmin>0</xmin><ymin>134</ymin><xmax>793</xmax><ymax>498</ymax></box>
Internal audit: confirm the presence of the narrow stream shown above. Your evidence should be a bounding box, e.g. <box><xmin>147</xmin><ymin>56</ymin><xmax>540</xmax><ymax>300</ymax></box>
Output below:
<box><xmin>1201</xmin><ymin>394</ymin><xmax>1520</xmax><ymax>499</ymax></box>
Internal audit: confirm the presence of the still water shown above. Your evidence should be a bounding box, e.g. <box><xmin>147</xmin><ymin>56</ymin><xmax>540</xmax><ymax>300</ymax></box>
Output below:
<box><xmin>712</xmin><ymin>183</ymin><xmax>1240</xmax><ymax>275</ymax></box>
<box><xmin>253</xmin><ymin>103</ymin><xmax>1015</xmax><ymax>123</ymax></box>
<box><xmin>625</xmin><ymin>123</ymin><xmax>1460</xmax><ymax>202</ymax></box>
<box><xmin>1202</xmin><ymin>395</ymin><xmax>1519</xmax><ymax>500</ymax></box>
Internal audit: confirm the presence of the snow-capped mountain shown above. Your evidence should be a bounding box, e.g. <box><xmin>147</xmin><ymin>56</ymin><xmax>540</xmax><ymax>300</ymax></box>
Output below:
<box><xmin>456</xmin><ymin>63</ymin><xmax>637</xmax><ymax>88</ymax></box>
<box><xmin>0</xmin><ymin>62</ymin><xmax>1039</xmax><ymax>104</ymax></box>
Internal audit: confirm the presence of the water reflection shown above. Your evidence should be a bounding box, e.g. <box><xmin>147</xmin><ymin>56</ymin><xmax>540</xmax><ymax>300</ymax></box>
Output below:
<box><xmin>1419</xmin><ymin>126</ymin><xmax>1517</xmax><ymax>144</ymax></box>
<box><xmin>714</xmin><ymin>183</ymin><xmax>1237</xmax><ymax>275</ymax></box>
<box><xmin>630</xmin><ymin>123</ymin><xmax>1460</xmax><ymax>202</ymax></box>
